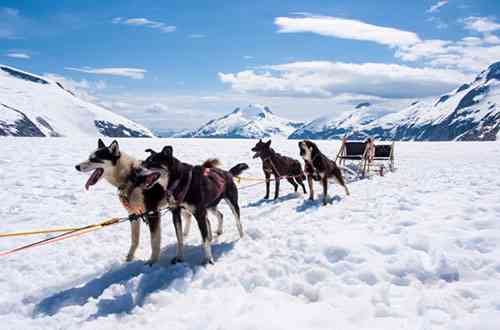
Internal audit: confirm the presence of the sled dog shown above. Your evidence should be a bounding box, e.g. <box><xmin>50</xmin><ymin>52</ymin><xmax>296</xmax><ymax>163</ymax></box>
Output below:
<box><xmin>298</xmin><ymin>140</ymin><xmax>350</xmax><ymax>205</ymax></box>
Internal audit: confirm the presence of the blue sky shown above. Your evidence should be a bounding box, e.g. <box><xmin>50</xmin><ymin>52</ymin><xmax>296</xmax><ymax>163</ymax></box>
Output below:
<box><xmin>1</xmin><ymin>0</ymin><xmax>500</xmax><ymax>130</ymax></box>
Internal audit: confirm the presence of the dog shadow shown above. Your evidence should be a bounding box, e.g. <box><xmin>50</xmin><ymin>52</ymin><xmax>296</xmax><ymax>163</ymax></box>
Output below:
<box><xmin>295</xmin><ymin>195</ymin><xmax>342</xmax><ymax>212</ymax></box>
<box><xmin>243</xmin><ymin>192</ymin><xmax>301</xmax><ymax>208</ymax></box>
<box><xmin>33</xmin><ymin>241</ymin><xmax>236</xmax><ymax>319</ymax></box>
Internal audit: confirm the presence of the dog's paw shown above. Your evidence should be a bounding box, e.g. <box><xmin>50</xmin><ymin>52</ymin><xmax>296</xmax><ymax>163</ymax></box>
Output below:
<box><xmin>214</xmin><ymin>230</ymin><xmax>223</xmax><ymax>237</ymax></box>
<box><xmin>170</xmin><ymin>257</ymin><xmax>184</xmax><ymax>265</ymax></box>
<box><xmin>125</xmin><ymin>254</ymin><xmax>135</xmax><ymax>262</ymax></box>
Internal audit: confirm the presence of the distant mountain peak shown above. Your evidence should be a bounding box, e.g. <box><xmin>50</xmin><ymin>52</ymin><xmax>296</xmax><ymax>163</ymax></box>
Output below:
<box><xmin>180</xmin><ymin>104</ymin><xmax>303</xmax><ymax>139</ymax></box>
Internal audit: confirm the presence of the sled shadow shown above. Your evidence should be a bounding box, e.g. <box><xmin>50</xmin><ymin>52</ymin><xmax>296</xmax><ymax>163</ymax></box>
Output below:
<box><xmin>244</xmin><ymin>192</ymin><xmax>301</xmax><ymax>208</ymax></box>
<box><xmin>33</xmin><ymin>241</ymin><xmax>236</xmax><ymax>319</ymax></box>
<box><xmin>295</xmin><ymin>195</ymin><xmax>342</xmax><ymax>212</ymax></box>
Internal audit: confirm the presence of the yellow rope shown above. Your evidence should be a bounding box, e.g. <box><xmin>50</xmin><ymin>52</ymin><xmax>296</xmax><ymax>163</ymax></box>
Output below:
<box><xmin>0</xmin><ymin>218</ymin><xmax>120</xmax><ymax>238</ymax></box>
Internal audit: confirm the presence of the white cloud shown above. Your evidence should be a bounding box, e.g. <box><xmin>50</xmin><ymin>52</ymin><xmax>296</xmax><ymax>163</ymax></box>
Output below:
<box><xmin>463</xmin><ymin>16</ymin><xmax>500</xmax><ymax>33</ymax></box>
<box><xmin>112</xmin><ymin>17</ymin><xmax>176</xmax><ymax>33</ymax></box>
<box><xmin>427</xmin><ymin>1</ymin><xmax>448</xmax><ymax>13</ymax></box>
<box><xmin>484</xmin><ymin>34</ymin><xmax>500</xmax><ymax>44</ymax></box>
<box><xmin>397</xmin><ymin>37</ymin><xmax>500</xmax><ymax>72</ymax></box>
<box><xmin>274</xmin><ymin>14</ymin><xmax>500</xmax><ymax>73</ymax></box>
<box><xmin>275</xmin><ymin>15</ymin><xmax>420</xmax><ymax>47</ymax></box>
<box><xmin>144</xmin><ymin>103</ymin><xmax>169</xmax><ymax>114</ymax></box>
<box><xmin>219</xmin><ymin>61</ymin><xmax>470</xmax><ymax>99</ymax></box>
<box><xmin>65</xmin><ymin>67</ymin><xmax>146</xmax><ymax>79</ymax></box>
<box><xmin>43</xmin><ymin>73</ymin><xmax>107</xmax><ymax>102</ymax></box>
<box><xmin>188</xmin><ymin>33</ymin><xmax>205</xmax><ymax>38</ymax></box>
<box><xmin>5</xmin><ymin>52</ymin><xmax>30</xmax><ymax>59</ymax></box>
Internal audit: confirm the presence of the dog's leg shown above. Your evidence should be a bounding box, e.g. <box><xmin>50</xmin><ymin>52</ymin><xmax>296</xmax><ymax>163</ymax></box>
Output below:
<box><xmin>321</xmin><ymin>175</ymin><xmax>329</xmax><ymax>205</ymax></box>
<box><xmin>194</xmin><ymin>209</ymin><xmax>214</xmax><ymax>265</ymax></box>
<box><xmin>146</xmin><ymin>211</ymin><xmax>161</xmax><ymax>265</ymax></box>
<box><xmin>297</xmin><ymin>175</ymin><xmax>307</xmax><ymax>194</ymax></box>
<box><xmin>126</xmin><ymin>219</ymin><xmax>141</xmax><ymax>261</ymax></box>
<box><xmin>226</xmin><ymin>197</ymin><xmax>244</xmax><ymax>238</ymax></box>
<box><xmin>171</xmin><ymin>208</ymin><xmax>184</xmax><ymax>264</ymax></box>
<box><xmin>274</xmin><ymin>175</ymin><xmax>280</xmax><ymax>199</ymax></box>
<box><xmin>333</xmin><ymin>166</ymin><xmax>350</xmax><ymax>196</ymax></box>
<box><xmin>209</xmin><ymin>208</ymin><xmax>224</xmax><ymax>236</ymax></box>
<box><xmin>182</xmin><ymin>209</ymin><xmax>192</xmax><ymax>238</ymax></box>
<box><xmin>307</xmin><ymin>175</ymin><xmax>314</xmax><ymax>201</ymax></box>
<box><xmin>287</xmin><ymin>177</ymin><xmax>298</xmax><ymax>192</ymax></box>
<box><xmin>264</xmin><ymin>171</ymin><xmax>271</xmax><ymax>199</ymax></box>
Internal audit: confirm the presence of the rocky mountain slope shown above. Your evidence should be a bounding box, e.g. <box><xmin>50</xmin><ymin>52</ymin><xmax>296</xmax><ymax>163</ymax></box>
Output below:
<box><xmin>0</xmin><ymin>65</ymin><xmax>154</xmax><ymax>137</ymax></box>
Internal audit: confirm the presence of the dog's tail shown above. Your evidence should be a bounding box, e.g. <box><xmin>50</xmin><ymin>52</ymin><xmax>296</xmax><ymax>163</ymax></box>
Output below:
<box><xmin>202</xmin><ymin>158</ymin><xmax>221</xmax><ymax>168</ymax></box>
<box><xmin>229</xmin><ymin>163</ymin><xmax>249</xmax><ymax>177</ymax></box>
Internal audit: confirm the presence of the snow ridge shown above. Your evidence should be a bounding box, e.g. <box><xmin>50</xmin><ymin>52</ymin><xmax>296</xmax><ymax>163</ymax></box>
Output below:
<box><xmin>0</xmin><ymin>65</ymin><xmax>154</xmax><ymax>137</ymax></box>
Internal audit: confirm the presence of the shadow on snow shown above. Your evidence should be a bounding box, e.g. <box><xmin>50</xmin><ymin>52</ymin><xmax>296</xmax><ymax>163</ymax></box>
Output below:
<box><xmin>33</xmin><ymin>240</ymin><xmax>236</xmax><ymax>320</ymax></box>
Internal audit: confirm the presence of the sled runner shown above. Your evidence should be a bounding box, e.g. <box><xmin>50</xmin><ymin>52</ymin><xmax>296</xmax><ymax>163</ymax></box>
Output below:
<box><xmin>335</xmin><ymin>138</ymin><xmax>395</xmax><ymax>176</ymax></box>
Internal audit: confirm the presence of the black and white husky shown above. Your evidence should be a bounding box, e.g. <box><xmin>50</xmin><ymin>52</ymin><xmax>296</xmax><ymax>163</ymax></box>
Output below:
<box><xmin>139</xmin><ymin>146</ymin><xmax>249</xmax><ymax>265</ymax></box>
<box><xmin>298</xmin><ymin>140</ymin><xmax>350</xmax><ymax>205</ymax></box>
<box><xmin>75</xmin><ymin>139</ymin><xmax>192</xmax><ymax>265</ymax></box>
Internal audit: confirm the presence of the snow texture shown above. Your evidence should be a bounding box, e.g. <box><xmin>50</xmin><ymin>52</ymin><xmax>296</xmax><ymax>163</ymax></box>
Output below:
<box><xmin>0</xmin><ymin>65</ymin><xmax>154</xmax><ymax>137</ymax></box>
<box><xmin>1</xmin><ymin>138</ymin><xmax>500</xmax><ymax>329</ymax></box>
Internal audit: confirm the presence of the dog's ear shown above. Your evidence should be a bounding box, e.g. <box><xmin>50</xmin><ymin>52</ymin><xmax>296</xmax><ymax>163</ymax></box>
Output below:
<box><xmin>265</xmin><ymin>140</ymin><xmax>271</xmax><ymax>147</ymax></box>
<box><xmin>161</xmin><ymin>145</ymin><xmax>173</xmax><ymax>157</ymax></box>
<box><xmin>98</xmin><ymin>138</ymin><xmax>105</xmax><ymax>149</ymax></box>
<box><xmin>109</xmin><ymin>140</ymin><xmax>120</xmax><ymax>157</ymax></box>
<box><xmin>145</xmin><ymin>148</ymin><xmax>156</xmax><ymax>155</ymax></box>
<box><xmin>259</xmin><ymin>139</ymin><xmax>262</xmax><ymax>143</ymax></box>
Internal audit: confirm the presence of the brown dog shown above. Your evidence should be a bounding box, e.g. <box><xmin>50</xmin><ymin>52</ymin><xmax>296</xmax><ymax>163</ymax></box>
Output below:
<box><xmin>251</xmin><ymin>139</ymin><xmax>306</xmax><ymax>200</ymax></box>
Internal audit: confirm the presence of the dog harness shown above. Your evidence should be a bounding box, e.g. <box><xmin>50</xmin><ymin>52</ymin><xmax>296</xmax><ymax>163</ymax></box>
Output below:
<box><xmin>166</xmin><ymin>169</ymin><xmax>193</xmax><ymax>205</ymax></box>
<box><xmin>203</xmin><ymin>167</ymin><xmax>225</xmax><ymax>196</ymax></box>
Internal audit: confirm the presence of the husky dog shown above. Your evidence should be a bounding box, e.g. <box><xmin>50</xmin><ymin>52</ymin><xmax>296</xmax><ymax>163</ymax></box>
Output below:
<box><xmin>140</xmin><ymin>146</ymin><xmax>249</xmax><ymax>265</ymax></box>
<box><xmin>251</xmin><ymin>139</ymin><xmax>306</xmax><ymax>199</ymax></box>
<box><xmin>298</xmin><ymin>140</ymin><xmax>350</xmax><ymax>205</ymax></box>
<box><xmin>75</xmin><ymin>139</ymin><xmax>191</xmax><ymax>265</ymax></box>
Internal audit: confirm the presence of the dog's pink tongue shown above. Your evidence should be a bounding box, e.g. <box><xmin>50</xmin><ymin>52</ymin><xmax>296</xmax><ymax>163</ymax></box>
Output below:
<box><xmin>85</xmin><ymin>169</ymin><xmax>102</xmax><ymax>190</ymax></box>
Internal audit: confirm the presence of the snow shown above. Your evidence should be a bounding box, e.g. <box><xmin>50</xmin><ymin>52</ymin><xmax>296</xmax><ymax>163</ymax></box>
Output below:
<box><xmin>0</xmin><ymin>65</ymin><xmax>153</xmax><ymax>137</ymax></box>
<box><xmin>185</xmin><ymin>104</ymin><xmax>303</xmax><ymax>138</ymax></box>
<box><xmin>1</xmin><ymin>138</ymin><xmax>500</xmax><ymax>330</ymax></box>
<box><xmin>294</xmin><ymin>62</ymin><xmax>500</xmax><ymax>141</ymax></box>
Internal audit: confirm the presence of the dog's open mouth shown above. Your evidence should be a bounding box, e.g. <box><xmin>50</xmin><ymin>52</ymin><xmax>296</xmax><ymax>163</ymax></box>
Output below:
<box><xmin>252</xmin><ymin>152</ymin><xmax>260</xmax><ymax>159</ymax></box>
<box><xmin>144</xmin><ymin>172</ymin><xmax>161</xmax><ymax>189</ymax></box>
<box><xmin>85</xmin><ymin>168</ymin><xmax>104</xmax><ymax>190</ymax></box>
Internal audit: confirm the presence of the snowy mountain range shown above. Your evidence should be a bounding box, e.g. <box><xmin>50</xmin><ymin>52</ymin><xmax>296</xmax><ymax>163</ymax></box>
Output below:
<box><xmin>289</xmin><ymin>102</ymin><xmax>394</xmax><ymax>140</ymax></box>
<box><xmin>0</xmin><ymin>65</ymin><xmax>154</xmax><ymax>137</ymax></box>
<box><xmin>180</xmin><ymin>104</ymin><xmax>304</xmax><ymax>138</ymax></box>
<box><xmin>292</xmin><ymin>61</ymin><xmax>500</xmax><ymax>141</ymax></box>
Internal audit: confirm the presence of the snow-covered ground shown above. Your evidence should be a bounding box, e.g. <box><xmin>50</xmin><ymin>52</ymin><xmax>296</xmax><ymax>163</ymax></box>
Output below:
<box><xmin>1</xmin><ymin>138</ymin><xmax>500</xmax><ymax>330</ymax></box>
